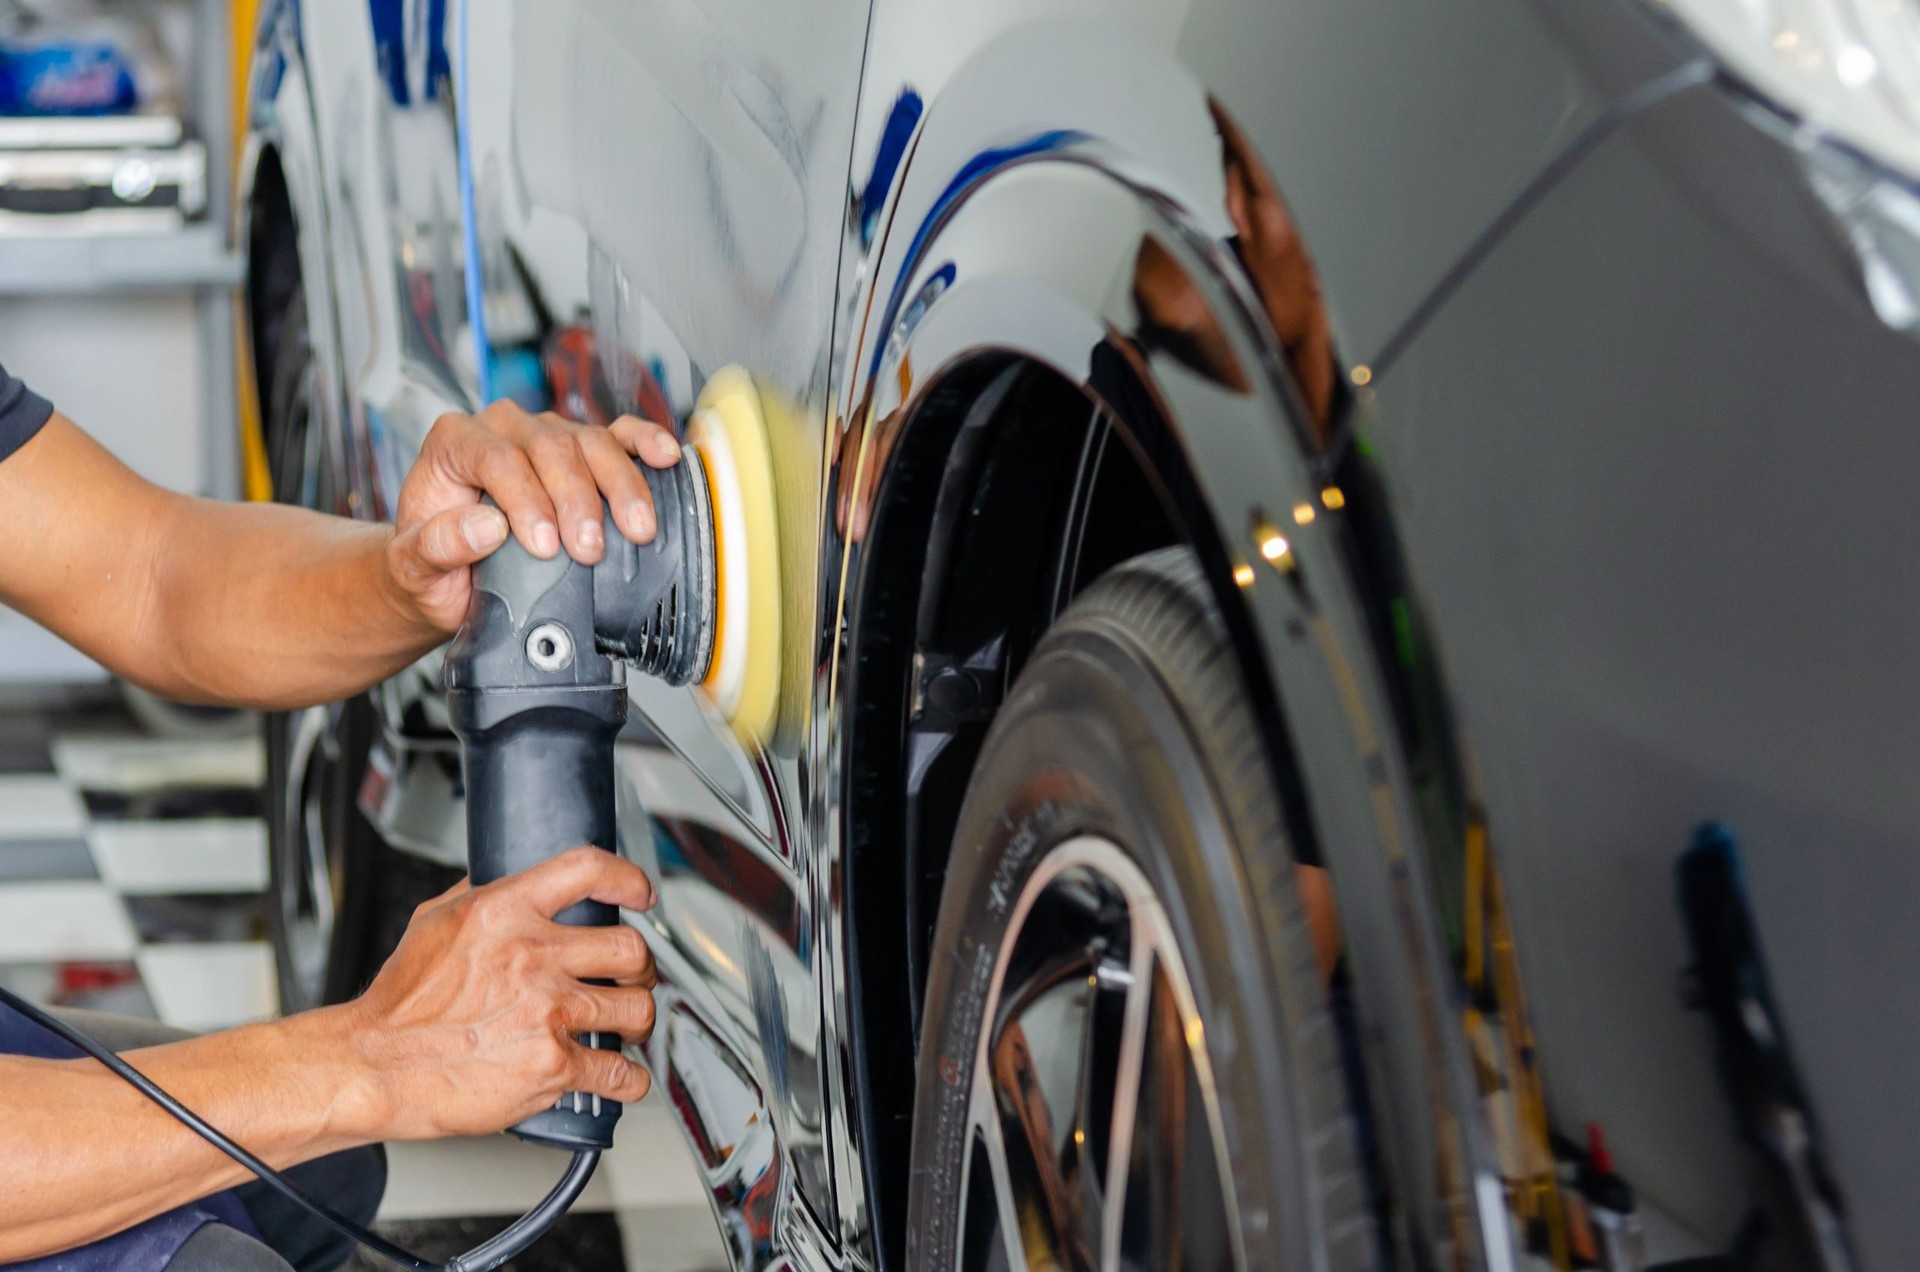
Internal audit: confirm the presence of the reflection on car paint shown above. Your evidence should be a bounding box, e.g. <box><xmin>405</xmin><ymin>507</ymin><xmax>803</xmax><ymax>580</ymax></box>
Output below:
<box><xmin>854</xmin><ymin>89</ymin><xmax>923</xmax><ymax>250</ymax></box>
<box><xmin>366</xmin><ymin>0</ymin><xmax>448</xmax><ymax>108</ymax></box>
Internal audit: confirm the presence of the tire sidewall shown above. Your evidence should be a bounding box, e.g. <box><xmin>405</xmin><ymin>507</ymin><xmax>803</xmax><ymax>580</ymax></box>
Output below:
<box><xmin>264</xmin><ymin>690</ymin><xmax>380</xmax><ymax>1010</ymax></box>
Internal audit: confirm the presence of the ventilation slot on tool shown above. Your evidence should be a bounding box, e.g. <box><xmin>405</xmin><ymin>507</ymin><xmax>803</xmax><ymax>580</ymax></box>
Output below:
<box><xmin>627</xmin><ymin>585</ymin><xmax>684</xmax><ymax>682</ymax></box>
<box><xmin>590</xmin><ymin>449</ymin><xmax>717</xmax><ymax>689</ymax></box>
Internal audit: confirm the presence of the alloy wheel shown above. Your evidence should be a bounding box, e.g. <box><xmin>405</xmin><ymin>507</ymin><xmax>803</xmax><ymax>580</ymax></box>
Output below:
<box><xmin>957</xmin><ymin>835</ymin><xmax>1240</xmax><ymax>1272</ymax></box>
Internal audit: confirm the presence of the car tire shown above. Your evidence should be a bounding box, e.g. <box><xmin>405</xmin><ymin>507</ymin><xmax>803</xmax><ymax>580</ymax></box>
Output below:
<box><xmin>906</xmin><ymin>546</ymin><xmax>1376</xmax><ymax>1271</ymax></box>
<box><xmin>264</xmin><ymin>693</ymin><xmax>382</xmax><ymax>1011</ymax></box>
<box><xmin>258</xmin><ymin>282</ymin><xmax>458</xmax><ymax>1011</ymax></box>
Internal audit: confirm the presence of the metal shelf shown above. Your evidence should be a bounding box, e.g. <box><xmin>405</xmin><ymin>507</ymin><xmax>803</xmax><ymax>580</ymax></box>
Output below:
<box><xmin>0</xmin><ymin>0</ymin><xmax>245</xmax><ymax>685</ymax></box>
<box><xmin>0</xmin><ymin>221</ymin><xmax>239</xmax><ymax>295</ymax></box>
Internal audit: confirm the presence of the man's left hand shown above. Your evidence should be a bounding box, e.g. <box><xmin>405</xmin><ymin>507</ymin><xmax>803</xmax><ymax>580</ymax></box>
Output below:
<box><xmin>385</xmin><ymin>402</ymin><xmax>684</xmax><ymax>633</ymax></box>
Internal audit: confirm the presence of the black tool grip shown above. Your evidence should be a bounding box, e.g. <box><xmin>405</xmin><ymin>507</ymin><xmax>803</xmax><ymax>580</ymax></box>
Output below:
<box><xmin>449</xmin><ymin>680</ymin><xmax>628</xmax><ymax>1150</ymax></box>
<box><xmin>445</xmin><ymin>531</ymin><xmax>632</xmax><ymax>1151</ymax></box>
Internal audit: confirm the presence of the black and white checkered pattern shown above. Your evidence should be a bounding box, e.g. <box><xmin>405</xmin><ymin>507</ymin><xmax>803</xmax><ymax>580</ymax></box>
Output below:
<box><xmin>0</xmin><ymin>710</ymin><xmax>274</xmax><ymax>1030</ymax></box>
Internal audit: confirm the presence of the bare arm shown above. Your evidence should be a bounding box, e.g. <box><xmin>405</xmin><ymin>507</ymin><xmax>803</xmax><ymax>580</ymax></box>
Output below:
<box><xmin>0</xmin><ymin>412</ymin><xmax>443</xmax><ymax>706</ymax></box>
<box><xmin>0</xmin><ymin>1006</ymin><xmax>375</xmax><ymax>1259</ymax></box>
<box><xmin>0</xmin><ymin>405</ymin><xmax>681</xmax><ymax>710</ymax></box>
<box><xmin>0</xmin><ymin>848</ymin><xmax>658</xmax><ymax>1263</ymax></box>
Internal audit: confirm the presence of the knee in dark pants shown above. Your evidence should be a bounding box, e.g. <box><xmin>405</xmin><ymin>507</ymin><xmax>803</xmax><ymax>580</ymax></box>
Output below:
<box><xmin>166</xmin><ymin>1223</ymin><xmax>296</xmax><ymax>1272</ymax></box>
<box><xmin>235</xmin><ymin>1144</ymin><xmax>388</xmax><ymax>1272</ymax></box>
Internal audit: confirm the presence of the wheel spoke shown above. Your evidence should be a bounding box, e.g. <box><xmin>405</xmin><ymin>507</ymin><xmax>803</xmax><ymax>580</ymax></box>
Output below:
<box><xmin>1062</xmin><ymin>952</ymin><xmax>1128</xmax><ymax>1265</ymax></box>
<box><xmin>319</xmin><ymin>697</ymin><xmax>345</xmax><ymax>764</ymax></box>
<box><xmin>1098</xmin><ymin>916</ymin><xmax>1156</xmax><ymax>1271</ymax></box>
<box><xmin>278</xmin><ymin>704</ymin><xmax>339</xmax><ymax>1008</ymax></box>
<box><xmin>282</xmin><ymin>706</ymin><xmax>327</xmax><ymax>880</ymax></box>
<box><xmin>1115</xmin><ymin>960</ymin><xmax>1239</xmax><ymax>1270</ymax></box>
<box><xmin>1006</xmin><ymin>1014</ymin><xmax>1106</xmax><ymax>1270</ymax></box>
<box><xmin>970</xmin><ymin>1084</ymin><xmax>1030</xmax><ymax>1271</ymax></box>
<box><xmin>302</xmin><ymin>782</ymin><xmax>334</xmax><ymax>933</ymax></box>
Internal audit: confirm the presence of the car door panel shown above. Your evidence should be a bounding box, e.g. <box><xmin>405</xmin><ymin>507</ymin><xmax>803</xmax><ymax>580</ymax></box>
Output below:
<box><xmin>458</xmin><ymin>0</ymin><xmax>871</xmax><ymax>1234</ymax></box>
<box><xmin>1367</xmin><ymin>70</ymin><xmax>1920</xmax><ymax>1263</ymax></box>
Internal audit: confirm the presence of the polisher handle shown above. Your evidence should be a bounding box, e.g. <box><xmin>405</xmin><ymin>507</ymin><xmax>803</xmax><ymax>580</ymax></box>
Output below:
<box><xmin>444</xmin><ymin>456</ymin><xmax>712</xmax><ymax>1151</ymax></box>
<box><xmin>446</xmin><ymin>533</ymin><xmax>630</xmax><ymax>1152</ymax></box>
<box><xmin>451</xmin><ymin>679</ymin><xmax>628</xmax><ymax>1151</ymax></box>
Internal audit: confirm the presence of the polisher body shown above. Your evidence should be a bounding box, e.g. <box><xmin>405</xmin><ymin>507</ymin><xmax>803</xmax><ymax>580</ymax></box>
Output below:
<box><xmin>442</xmin><ymin>367</ymin><xmax>781</xmax><ymax>1151</ymax></box>
<box><xmin>444</xmin><ymin>453</ymin><xmax>714</xmax><ymax>1151</ymax></box>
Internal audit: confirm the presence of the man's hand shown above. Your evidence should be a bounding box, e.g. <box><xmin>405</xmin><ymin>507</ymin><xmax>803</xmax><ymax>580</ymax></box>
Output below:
<box><xmin>339</xmin><ymin>846</ymin><xmax>659</xmax><ymax>1141</ymax></box>
<box><xmin>0</xmin><ymin>846</ymin><xmax>660</xmax><ymax>1259</ymax></box>
<box><xmin>386</xmin><ymin>403</ymin><xmax>685</xmax><ymax>633</ymax></box>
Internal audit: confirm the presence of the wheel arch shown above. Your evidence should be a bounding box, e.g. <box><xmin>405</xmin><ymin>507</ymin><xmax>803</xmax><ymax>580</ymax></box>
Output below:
<box><xmin>238</xmin><ymin>3</ymin><xmax>346</xmax><ymax>479</ymax></box>
<box><xmin>832</xmin><ymin>29</ymin><xmax>1485</xmax><ymax>1264</ymax></box>
<box><xmin>839</xmin><ymin>338</ymin><xmax>1320</xmax><ymax>1269</ymax></box>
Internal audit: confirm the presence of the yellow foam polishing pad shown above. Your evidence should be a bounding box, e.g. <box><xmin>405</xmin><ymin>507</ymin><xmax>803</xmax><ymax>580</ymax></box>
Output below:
<box><xmin>687</xmin><ymin>366</ymin><xmax>781</xmax><ymax>744</ymax></box>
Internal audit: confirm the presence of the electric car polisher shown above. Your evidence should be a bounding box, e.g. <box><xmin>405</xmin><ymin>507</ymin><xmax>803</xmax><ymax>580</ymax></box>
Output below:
<box><xmin>445</xmin><ymin>365</ymin><xmax>781</xmax><ymax>1151</ymax></box>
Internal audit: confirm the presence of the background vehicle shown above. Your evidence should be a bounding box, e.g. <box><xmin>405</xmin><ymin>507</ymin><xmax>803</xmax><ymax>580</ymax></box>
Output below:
<box><xmin>242</xmin><ymin>0</ymin><xmax>1920</xmax><ymax>1268</ymax></box>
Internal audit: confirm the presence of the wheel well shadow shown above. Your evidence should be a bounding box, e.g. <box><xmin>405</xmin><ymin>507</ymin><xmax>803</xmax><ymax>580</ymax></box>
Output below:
<box><xmin>841</xmin><ymin>354</ymin><xmax>1185</xmax><ymax>1269</ymax></box>
<box><xmin>245</xmin><ymin>146</ymin><xmax>300</xmax><ymax>424</ymax></box>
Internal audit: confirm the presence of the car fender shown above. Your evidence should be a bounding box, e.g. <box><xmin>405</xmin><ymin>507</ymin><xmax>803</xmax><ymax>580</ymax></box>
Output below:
<box><xmin>240</xmin><ymin>0</ymin><xmax>357</xmax><ymax>513</ymax></box>
<box><xmin>834</xmin><ymin>18</ymin><xmax>1508</xmax><ymax>1266</ymax></box>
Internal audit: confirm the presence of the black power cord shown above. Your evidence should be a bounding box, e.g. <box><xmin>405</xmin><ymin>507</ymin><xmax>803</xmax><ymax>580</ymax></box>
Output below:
<box><xmin>0</xmin><ymin>986</ymin><xmax>598</xmax><ymax>1272</ymax></box>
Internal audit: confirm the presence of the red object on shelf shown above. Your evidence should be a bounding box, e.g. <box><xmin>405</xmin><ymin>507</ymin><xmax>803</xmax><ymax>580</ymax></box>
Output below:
<box><xmin>544</xmin><ymin>325</ymin><xmax>677</xmax><ymax>434</ymax></box>
<box><xmin>57</xmin><ymin>961</ymin><xmax>139</xmax><ymax>995</ymax></box>
<box><xmin>1587</xmin><ymin>1120</ymin><xmax>1615</xmax><ymax>1175</ymax></box>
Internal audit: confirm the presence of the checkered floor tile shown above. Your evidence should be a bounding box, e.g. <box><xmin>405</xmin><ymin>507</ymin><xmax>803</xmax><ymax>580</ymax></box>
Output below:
<box><xmin>0</xmin><ymin>722</ymin><xmax>274</xmax><ymax>1030</ymax></box>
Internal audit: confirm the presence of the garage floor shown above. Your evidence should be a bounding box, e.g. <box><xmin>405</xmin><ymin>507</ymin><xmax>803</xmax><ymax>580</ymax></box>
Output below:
<box><xmin>0</xmin><ymin>693</ymin><xmax>725</xmax><ymax>1271</ymax></box>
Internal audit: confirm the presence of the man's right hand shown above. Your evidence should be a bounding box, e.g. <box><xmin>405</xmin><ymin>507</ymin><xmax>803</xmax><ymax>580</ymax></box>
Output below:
<box><xmin>335</xmin><ymin>847</ymin><xmax>659</xmax><ymax>1142</ymax></box>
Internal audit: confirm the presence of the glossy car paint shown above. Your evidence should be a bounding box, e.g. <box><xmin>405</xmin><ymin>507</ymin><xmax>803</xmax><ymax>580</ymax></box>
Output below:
<box><xmin>460</xmin><ymin>0</ymin><xmax>870</xmax><ymax>1241</ymax></box>
<box><xmin>240</xmin><ymin>0</ymin><xmax>1916</xmax><ymax>1267</ymax></box>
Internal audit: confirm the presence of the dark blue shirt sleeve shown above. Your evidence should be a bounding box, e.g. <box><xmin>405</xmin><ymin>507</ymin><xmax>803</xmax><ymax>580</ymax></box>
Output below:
<box><xmin>0</xmin><ymin>360</ymin><xmax>53</xmax><ymax>463</ymax></box>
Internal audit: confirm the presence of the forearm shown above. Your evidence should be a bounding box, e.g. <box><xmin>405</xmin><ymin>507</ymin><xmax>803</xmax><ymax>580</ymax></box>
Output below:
<box><xmin>143</xmin><ymin>497</ymin><xmax>442</xmax><ymax>709</ymax></box>
<box><xmin>0</xmin><ymin>406</ymin><xmax>679</xmax><ymax>709</ymax></box>
<box><xmin>0</xmin><ymin>1007</ymin><xmax>376</xmax><ymax>1262</ymax></box>
<box><xmin>0</xmin><ymin>416</ymin><xmax>446</xmax><ymax>707</ymax></box>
